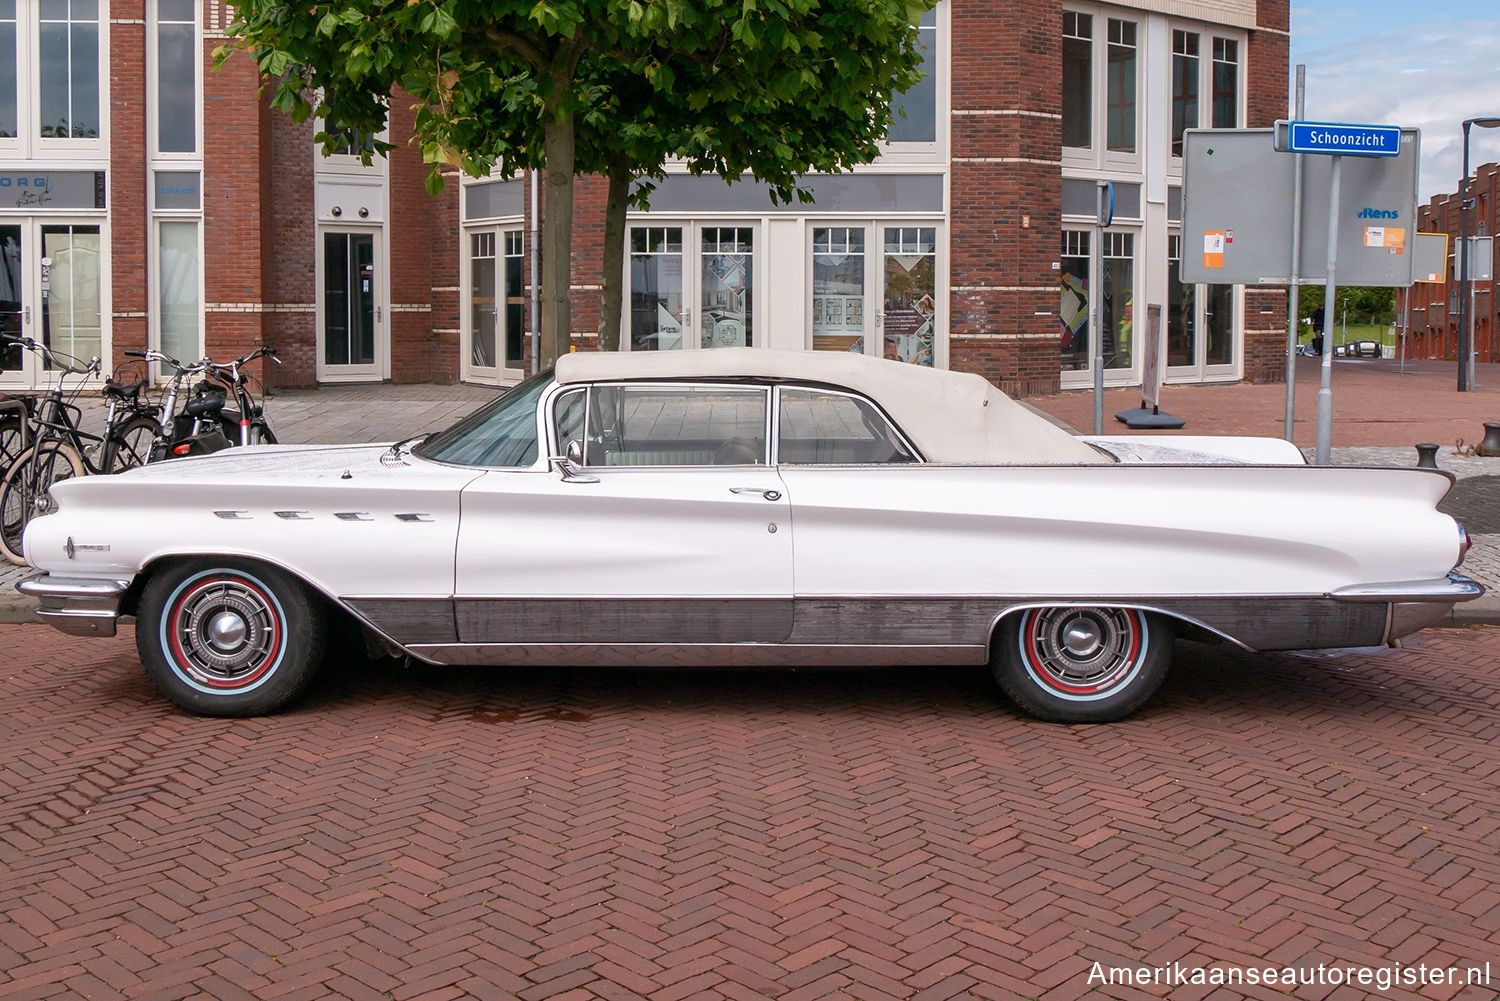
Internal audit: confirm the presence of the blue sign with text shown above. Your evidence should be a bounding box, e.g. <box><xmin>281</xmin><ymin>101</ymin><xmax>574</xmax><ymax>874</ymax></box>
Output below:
<box><xmin>1286</xmin><ymin>121</ymin><xmax>1401</xmax><ymax>157</ymax></box>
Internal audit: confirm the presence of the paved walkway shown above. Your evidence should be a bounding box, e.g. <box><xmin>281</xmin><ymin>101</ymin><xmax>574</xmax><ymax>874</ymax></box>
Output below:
<box><xmin>4</xmin><ymin>359</ymin><xmax>1500</xmax><ymax>622</ymax></box>
<box><xmin>2</xmin><ymin>624</ymin><xmax>1499</xmax><ymax>999</ymax></box>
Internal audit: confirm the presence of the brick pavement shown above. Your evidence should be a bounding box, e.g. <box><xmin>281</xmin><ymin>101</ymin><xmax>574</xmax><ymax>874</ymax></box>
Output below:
<box><xmin>2</xmin><ymin>625</ymin><xmax>1499</xmax><ymax>999</ymax></box>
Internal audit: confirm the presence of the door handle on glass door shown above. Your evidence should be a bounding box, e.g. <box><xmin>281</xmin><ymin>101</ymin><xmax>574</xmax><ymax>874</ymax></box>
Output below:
<box><xmin>730</xmin><ymin>487</ymin><xmax>781</xmax><ymax>501</ymax></box>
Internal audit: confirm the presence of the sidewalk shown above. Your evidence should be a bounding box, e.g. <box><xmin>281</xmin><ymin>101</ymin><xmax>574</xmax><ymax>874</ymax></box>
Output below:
<box><xmin>4</xmin><ymin>357</ymin><xmax>1499</xmax><ymax>624</ymax></box>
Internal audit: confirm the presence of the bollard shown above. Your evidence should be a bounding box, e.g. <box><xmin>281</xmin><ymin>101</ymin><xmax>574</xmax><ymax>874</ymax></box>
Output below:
<box><xmin>1482</xmin><ymin>422</ymin><xmax>1500</xmax><ymax>457</ymax></box>
<box><xmin>1415</xmin><ymin>443</ymin><xmax>1439</xmax><ymax>468</ymax></box>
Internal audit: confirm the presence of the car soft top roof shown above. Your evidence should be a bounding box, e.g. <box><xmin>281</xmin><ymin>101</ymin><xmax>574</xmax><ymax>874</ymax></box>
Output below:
<box><xmin>554</xmin><ymin>348</ymin><xmax>1104</xmax><ymax>465</ymax></box>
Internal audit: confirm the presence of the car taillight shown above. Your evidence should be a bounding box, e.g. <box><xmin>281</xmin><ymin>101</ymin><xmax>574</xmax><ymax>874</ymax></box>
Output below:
<box><xmin>173</xmin><ymin>443</ymin><xmax>192</xmax><ymax>455</ymax></box>
<box><xmin>1456</xmin><ymin>523</ymin><xmax>1473</xmax><ymax>569</ymax></box>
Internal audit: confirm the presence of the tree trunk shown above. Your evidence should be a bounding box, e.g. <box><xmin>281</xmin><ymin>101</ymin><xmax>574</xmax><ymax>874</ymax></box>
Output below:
<box><xmin>540</xmin><ymin>111</ymin><xmax>575</xmax><ymax>368</ymax></box>
<box><xmin>597</xmin><ymin>154</ymin><xmax>631</xmax><ymax>351</ymax></box>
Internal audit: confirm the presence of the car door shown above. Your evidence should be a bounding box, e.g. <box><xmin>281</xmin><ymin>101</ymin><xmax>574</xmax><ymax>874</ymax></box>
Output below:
<box><xmin>452</xmin><ymin>381</ymin><xmax>794</xmax><ymax>650</ymax></box>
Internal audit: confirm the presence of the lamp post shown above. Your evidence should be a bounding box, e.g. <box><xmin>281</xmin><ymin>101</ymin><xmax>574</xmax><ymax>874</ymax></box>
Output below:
<box><xmin>1458</xmin><ymin>117</ymin><xmax>1500</xmax><ymax>391</ymax></box>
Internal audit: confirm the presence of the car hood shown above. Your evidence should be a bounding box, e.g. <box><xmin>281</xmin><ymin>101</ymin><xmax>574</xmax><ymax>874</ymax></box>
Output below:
<box><xmin>103</xmin><ymin>442</ymin><xmax>408</xmax><ymax>484</ymax></box>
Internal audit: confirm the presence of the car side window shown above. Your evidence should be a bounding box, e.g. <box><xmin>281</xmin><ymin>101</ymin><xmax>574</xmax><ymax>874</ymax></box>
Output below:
<box><xmin>777</xmin><ymin>388</ymin><xmax>919</xmax><ymax>464</ymax></box>
<box><xmin>584</xmin><ymin>385</ymin><xmax>768</xmax><ymax>466</ymax></box>
<box><xmin>553</xmin><ymin>387</ymin><xmax>586</xmax><ymax>455</ymax></box>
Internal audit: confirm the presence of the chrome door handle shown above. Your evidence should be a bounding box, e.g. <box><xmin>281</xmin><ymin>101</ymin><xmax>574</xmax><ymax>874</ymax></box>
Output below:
<box><xmin>730</xmin><ymin>486</ymin><xmax>781</xmax><ymax>501</ymax></box>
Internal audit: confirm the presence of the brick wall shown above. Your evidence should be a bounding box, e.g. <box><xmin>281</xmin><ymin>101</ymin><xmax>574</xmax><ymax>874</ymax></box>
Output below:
<box><xmin>948</xmin><ymin>0</ymin><xmax>1064</xmax><ymax>396</ymax></box>
<box><xmin>108</xmin><ymin>3</ymin><xmax>148</xmax><ymax>363</ymax></box>
<box><xmin>1241</xmin><ymin>0</ymin><xmax>1292</xmax><ymax>383</ymax></box>
<box><xmin>202</xmin><ymin>25</ymin><xmax>274</xmax><ymax>383</ymax></box>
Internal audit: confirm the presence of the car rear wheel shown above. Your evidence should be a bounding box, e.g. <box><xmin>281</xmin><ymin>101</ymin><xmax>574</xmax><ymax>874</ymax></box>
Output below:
<box><xmin>992</xmin><ymin>606</ymin><xmax>1170</xmax><ymax>723</ymax></box>
<box><xmin>136</xmin><ymin>559</ymin><xmax>327</xmax><ymax>716</ymax></box>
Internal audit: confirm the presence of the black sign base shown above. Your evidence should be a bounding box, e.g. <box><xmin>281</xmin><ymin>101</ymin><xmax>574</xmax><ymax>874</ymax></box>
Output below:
<box><xmin>1114</xmin><ymin>405</ymin><xmax>1185</xmax><ymax>429</ymax></box>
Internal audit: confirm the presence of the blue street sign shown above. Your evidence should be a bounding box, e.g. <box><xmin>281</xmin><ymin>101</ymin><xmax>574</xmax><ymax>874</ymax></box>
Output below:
<box><xmin>1283</xmin><ymin>120</ymin><xmax>1401</xmax><ymax>157</ymax></box>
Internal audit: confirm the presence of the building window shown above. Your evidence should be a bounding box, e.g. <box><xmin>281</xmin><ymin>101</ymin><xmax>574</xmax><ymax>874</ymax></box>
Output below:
<box><xmin>1171</xmin><ymin>31</ymin><xmax>1198</xmax><ymax>158</ymax></box>
<box><xmin>701</xmin><ymin>227</ymin><xmax>753</xmax><ymax>348</ymax></box>
<box><xmin>1106</xmin><ymin>19</ymin><xmax>1136</xmax><ymax>154</ymax></box>
<box><xmin>1060</xmin><ymin>231</ymin><xmax>1089</xmax><ymax>371</ymax></box>
<box><xmin>1060</xmin><ymin>230</ymin><xmax>1134</xmax><ymax>373</ymax></box>
<box><xmin>1167</xmin><ymin>233</ymin><xmax>1192</xmax><ymax>366</ymax></box>
<box><xmin>470</xmin><ymin>231</ymin><xmax>497</xmax><ymax>369</ymax></box>
<box><xmin>39</xmin><ymin>0</ymin><xmax>100</xmax><ymax>139</ymax></box>
<box><xmin>812</xmin><ymin>227</ymin><xmax>866</xmax><ymax>353</ymax></box>
<box><xmin>1061</xmin><ymin>11</ymin><xmax>1092</xmax><ymax>149</ymax></box>
<box><xmin>887</xmin><ymin>8</ymin><xmax>937</xmax><ymax>144</ymax></box>
<box><xmin>629</xmin><ymin>226</ymin><xmax>685</xmax><ymax>352</ymax></box>
<box><xmin>0</xmin><ymin>2</ymin><xmax>16</xmax><ymax>138</ymax></box>
<box><xmin>158</xmin><ymin>220</ymin><xmax>200</xmax><ymax>363</ymax></box>
<box><xmin>883</xmin><ymin>227</ymin><xmax>935</xmax><ymax>366</ymax></box>
<box><xmin>154</xmin><ymin>0</ymin><xmax>197</xmax><ymax>154</ymax></box>
<box><xmin>1212</xmin><ymin>38</ymin><xmax>1238</xmax><ymax>129</ymax></box>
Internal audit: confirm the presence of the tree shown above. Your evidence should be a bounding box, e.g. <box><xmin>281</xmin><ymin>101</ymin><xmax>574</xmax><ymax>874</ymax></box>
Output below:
<box><xmin>222</xmin><ymin>0</ymin><xmax>933</xmax><ymax>366</ymax></box>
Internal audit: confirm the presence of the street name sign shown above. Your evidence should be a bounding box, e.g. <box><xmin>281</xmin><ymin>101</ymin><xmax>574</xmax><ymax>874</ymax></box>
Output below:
<box><xmin>1275</xmin><ymin>120</ymin><xmax>1402</xmax><ymax>157</ymax></box>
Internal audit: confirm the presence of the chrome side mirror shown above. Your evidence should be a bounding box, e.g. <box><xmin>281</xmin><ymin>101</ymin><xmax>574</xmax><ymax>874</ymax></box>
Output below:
<box><xmin>547</xmin><ymin>444</ymin><xmax>598</xmax><ymax>484</ymax></box>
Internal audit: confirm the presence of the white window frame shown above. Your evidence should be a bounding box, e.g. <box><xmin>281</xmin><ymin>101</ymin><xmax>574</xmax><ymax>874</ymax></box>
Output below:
<box><xmin>621</xmin><ymin>218</ymin><xmax>767</xmax><ymax>353</ymax></box>
<box><xmin>1</xmin><ymin>0</ymin><xmax>109</xmax><ymax>159</ymax></box>
<box><xmin>460</xmin><ymin>223</ymin><xmax>527</xmax><ymax>385</ymax></box>
<box><xmin>803</xmin><ymin>218</ymin><xmax>947</xmax><ymax>369</ymax></box>
<box><xmin>1061</xmin><ymin>4</ymin><xmax>1142</xmax><ymax>174</ymax></box>
<box><xmin>147</xmin><ymin>0</ymin><xmax>202</xmax><ymax>160</ymax></box>
<box><xmin>878</xmin><ymin>1</ymin><xmax>949</xmax><ymax>165</ymax></box>
<box><xmin>1166</xmin><ymin>20</ymin><xmax>1247</xmax><ymax>173</ymax></box>
<box><xmin>150</xmin><ymin>215</ymin><xmax>204</xmax><ymax>367</ymax></box>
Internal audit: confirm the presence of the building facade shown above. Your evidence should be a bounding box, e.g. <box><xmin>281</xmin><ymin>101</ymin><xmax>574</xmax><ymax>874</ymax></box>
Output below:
<box><xmin>1401</xmin><ymin>163</ymin><xmax>1499</xmax><ymax>365</ymax></box>
<box><xmin>0</xmin><ymin>0</ymin><xmax>1289</xmax><ymax>399</ymax></box>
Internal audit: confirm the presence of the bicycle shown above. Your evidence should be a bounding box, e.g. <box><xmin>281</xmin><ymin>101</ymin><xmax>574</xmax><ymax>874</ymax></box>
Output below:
<box><xmin>0</xmin><ymin>338</ymin><xmax>156</xmax><ymax>563</ymax></box>
<box><xmin>204</xmin><ymin>345</ymin><xmax>281</xmax><ymax>446</ymax></box>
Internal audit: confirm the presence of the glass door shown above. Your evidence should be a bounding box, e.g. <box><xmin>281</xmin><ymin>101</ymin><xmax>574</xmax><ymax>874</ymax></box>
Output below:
<box><xmin>0</xmin><ymin>221</ymin><xmax>102</xmax><ymax>390</ymax></box>
<box><xmin>809</xmin><ymin>223</ymin><xmax>941</xmax><ymax>368</ymax></box>
<box><xmin>0</xmin><ymin>225</ymin><xmax>26</xmax><ymax>386</ymax></box>
<box><xmin>1166</xmin><ymin>231</ymin><xmax>1239</xmax><ymax>381</ymax></box>
<box><xmin>1060</xmin><ymin>228</ymin><xmax>1137</xmax><ymax>388</ymax></box>
<box><xmin>626</xmin><ymin>223</ymin><xmax>758</xmax><ymax>352</ymax></box>
<box><xmin>318</xmin><ymin>229</ymin><xmax>383</xmax><ymax>381</ymax></box>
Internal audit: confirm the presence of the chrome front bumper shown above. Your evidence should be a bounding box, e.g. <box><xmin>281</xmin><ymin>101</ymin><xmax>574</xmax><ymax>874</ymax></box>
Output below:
<box><xmin>17</xmin><ymin>574</ymin><xmax>132</xmax><ymax>637</ymax></box>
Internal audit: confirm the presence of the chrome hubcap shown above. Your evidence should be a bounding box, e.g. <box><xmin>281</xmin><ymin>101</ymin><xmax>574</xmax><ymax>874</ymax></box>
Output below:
<box><xmin>1061</xmin><ymin>617</ymin><xmax>1103</xmax><ymax>657</ymax></box>
<box><xmin>207</xmin><ymin>611</ymin><xmax>248</xmax><ymax>652</ymax></box>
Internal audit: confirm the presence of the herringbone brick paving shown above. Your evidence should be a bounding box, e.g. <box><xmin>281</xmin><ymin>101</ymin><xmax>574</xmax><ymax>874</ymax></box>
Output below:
<box><xmin>2</xmin><ymin>625</ymin><xmax>1500</xmax><ymax>999</ymax></box>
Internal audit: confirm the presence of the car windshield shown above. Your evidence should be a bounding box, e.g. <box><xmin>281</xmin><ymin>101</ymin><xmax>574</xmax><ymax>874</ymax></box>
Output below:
<box><xmin>414</xmin><ymin>369</ymin><xmax>554</xmax><ymax>467</ymax></box>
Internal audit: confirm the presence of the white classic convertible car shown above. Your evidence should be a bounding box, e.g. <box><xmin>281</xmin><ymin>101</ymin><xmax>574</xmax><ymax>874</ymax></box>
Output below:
<box><xmin>17</xmin><ymin>349</ymin><xmax>1482</xmax><ymax>722</ymax></box>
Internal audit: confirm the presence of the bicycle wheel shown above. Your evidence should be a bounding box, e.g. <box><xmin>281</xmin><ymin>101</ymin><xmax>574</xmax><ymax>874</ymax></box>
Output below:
<box><xmin>103</xmin><ymin>414</ymin><xmax>160</xmax><ymax>472</ymax></box>
<box><xmin>0</xmin><ymin>413</ymin><xmax>24</xmax><ymax>473</ymax></box>
<box><xmin>0</xmin><ymin>440</ymin><xmax>85</xmax><ymax>565</ymax></box>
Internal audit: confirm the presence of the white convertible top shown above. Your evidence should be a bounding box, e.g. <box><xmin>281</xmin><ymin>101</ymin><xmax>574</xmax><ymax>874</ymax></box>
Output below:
<box><xmin>554</xmin><ymin>348</ymin><xmax>1104</xmax><ymax>464</ymax></box>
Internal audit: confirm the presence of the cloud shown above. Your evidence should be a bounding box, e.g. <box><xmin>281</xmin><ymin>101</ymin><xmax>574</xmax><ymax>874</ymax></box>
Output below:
<box><xmin>1290</xmin><ymin>14</ymin><xmax>1500</xmax><ymax>202</ymax></box>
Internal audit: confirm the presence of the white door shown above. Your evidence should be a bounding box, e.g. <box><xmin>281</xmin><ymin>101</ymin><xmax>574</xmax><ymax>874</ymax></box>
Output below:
<box><xmin>453</xmin><ymin>382</ymin><xmax>793</xmax><ymax>646</ymax></box>
<box><xmin>0</xmin><ymin>220</ymin><xmax>103</xmax><ymax>390</ymax></box>
<box><xmin>317</xmin><ymin>228</ymin><xmax>385</xmax><ymax>381</ymax></box>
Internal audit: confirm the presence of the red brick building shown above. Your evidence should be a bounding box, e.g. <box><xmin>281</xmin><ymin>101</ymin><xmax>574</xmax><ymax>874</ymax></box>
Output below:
<box><xmin>0</xmin><ymin>0</ymin><xmax>1289</xmax><ymax>399</ymax></box>
<box><xmin>1401</xmin><ymin>162</ymin><xmax>1499</xmax><ymax>365</ymax></box>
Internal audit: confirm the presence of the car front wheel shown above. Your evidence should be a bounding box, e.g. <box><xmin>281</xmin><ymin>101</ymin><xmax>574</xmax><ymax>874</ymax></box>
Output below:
<box><xmin>992</xmin><ymin>606</ymin><xmax>1170</xmax><ymax>723</ymax></box>
<box><xmin>136</xmin><ymin>559</ymin><xmax>326</xmax><ymax>716</ymax></box>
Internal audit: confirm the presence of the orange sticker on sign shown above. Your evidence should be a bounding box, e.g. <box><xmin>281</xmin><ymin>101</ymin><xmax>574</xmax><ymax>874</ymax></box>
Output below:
<box><xmin>1203</xmin><ymin>231</ymin><xmax>1226</xmax><ymax>269</ymax></box>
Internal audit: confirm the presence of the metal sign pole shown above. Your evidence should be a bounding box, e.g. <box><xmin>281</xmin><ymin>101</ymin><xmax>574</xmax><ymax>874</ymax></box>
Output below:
<box><xmin>1400</xmin><ymin>287</ymin><xmax>1410</xmax><ymax>374</ymax></box>
<box><xmin>1283</xmin><ymin>66</ymin><xmax>1306</xmax><ymax>441</ymax></box>
<box><xmin>1091</xmin><ymin>181</ymin><xmax>1110</xmax><ymax>435</ymax></box>
<box><xmin>1314</xmin><ymin>154</ymin><xmax>1342</xmax><ymax>466</ymax></box>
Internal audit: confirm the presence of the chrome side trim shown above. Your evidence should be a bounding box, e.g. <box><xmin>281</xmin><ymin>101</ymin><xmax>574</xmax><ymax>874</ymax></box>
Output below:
<box><xmin>18</xmin><ymin>575</ymin><xmax>131</xmax><ymax>638</ymax></box>
<box><xmin>408</xmin><ymin>642</ymin><xmax>985</xmax><ymax>668</ymax></box>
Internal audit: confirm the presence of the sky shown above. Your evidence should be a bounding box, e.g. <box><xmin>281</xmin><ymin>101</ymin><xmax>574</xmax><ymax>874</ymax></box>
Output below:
<box><xmin>1289</xmin><ymin>1</ymin><xmax>1500</xmax><ymax>203</ymax></box>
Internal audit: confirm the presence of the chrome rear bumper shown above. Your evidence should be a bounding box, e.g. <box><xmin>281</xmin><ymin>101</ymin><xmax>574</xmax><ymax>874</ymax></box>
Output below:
<box><xmin>1330</xmin><ymin>572</ymin><xmax>1486</xmax><ymax>641</ymax></box>
<box><xmin>17</xmin><ymin>574</ymin><xmax>131</xmax><ymax>637</ymax></box>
